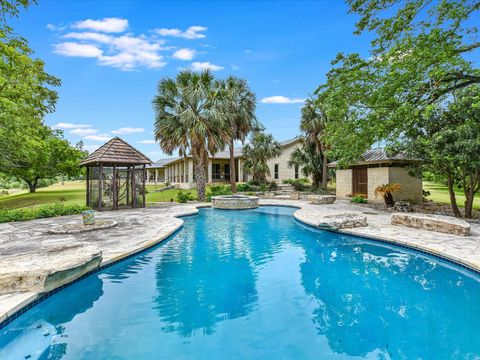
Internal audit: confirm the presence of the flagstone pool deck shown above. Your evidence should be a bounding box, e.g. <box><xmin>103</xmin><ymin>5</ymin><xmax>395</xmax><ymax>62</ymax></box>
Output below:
<box><xmin>1</xmin><ymin>199</ymin><xmax>480</xmax><ymax>325</ymax></box>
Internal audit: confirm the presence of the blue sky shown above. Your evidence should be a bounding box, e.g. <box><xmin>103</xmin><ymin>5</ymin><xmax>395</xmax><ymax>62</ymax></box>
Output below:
<box><xmin>14</xmin><ymin>0</ymin><xmax>372</xmax><ymax>159</ymax></box>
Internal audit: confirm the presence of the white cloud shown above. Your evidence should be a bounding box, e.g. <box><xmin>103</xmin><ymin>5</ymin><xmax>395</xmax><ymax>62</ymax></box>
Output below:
<box><xmin>69</xmin><ymin>128</ymin><xmax>98</xmax><ymax>136</ymax></box>
<box><xmin>52</xmin><ymin>122</ymin><xmax>92</xmax><ymax>129</ymax></box>
<box><xmin>138</xmin><ymin>140</ymin><xmax>156</xmax><ymax>144</ymax></box>
<box><xmin>112</xmin><ymin>127</ymin><xmax>144</xmax><ymax>134</ymax></box>
<box><xmin>191</xmin><ymin>61</ymin><xmax>224</xmax><ymax>71</ymax></box>
<box><xmin>231</xmin><ymin>64</ymin><xmax>240</xmax><ymax>71</ymax></box>
<box><xmin>260</xmin><ymin>96</ymin><xmax>305</xmax><ymax>104</ymax></box>
<box><xmin>54</xmin><ymin>32</ymin><xmax>166</xmax><ymax>70</ymax></box>
<box><xmin>244</xmin><ymin>49</ymin><xmax>252</xmax><ymax>53</ymax></box>
<box><xmin>156</xmin><ymin>26</ymin><xmax>207</xmax><ymax>39</ymax></box>
<box><xmin>72</xmin><ymin>18</ymin><xmax>128</xmax><ymax>33</ymax></box>
<box><xmin>84</xmin><ymin>134</ymin><xmax>111</xmax><ymax>142</ymax></box>
<box><xmin>54</xmin><ymin>42</ymin><xmax>103</xmax><ymax>57</ymax></box>
<box><xmin>172</xmin><ymin>48</ymin><xmax>195</xmax><ymax>60</ymax></box>
<box><xmin>63</xmin><ymin>31</ymin><xmax>113</xmax><ymax>43</ymax></box>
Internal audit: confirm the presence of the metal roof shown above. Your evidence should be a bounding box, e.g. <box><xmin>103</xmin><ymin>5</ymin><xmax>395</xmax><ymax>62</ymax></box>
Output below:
<box><xmin>328</xmin><ymin>148</ymin><xmax>419</xmax><ymax>167</ymax></box>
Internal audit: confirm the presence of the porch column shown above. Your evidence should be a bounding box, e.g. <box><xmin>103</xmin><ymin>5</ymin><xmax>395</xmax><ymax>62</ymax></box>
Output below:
<box><xmin>208</xmin><ymin>159</ymin><xmax>213</xmax><ymax>183</ymax></box>
<box><xmin>238</xmin><ymin>159</ymin><xmax>243</xmax><ymax>183</ymax></box>
<box><xmin>188</xmin><ymin>159</ymin><xmax>194</xmax><ymax>186</ymax></box>
<box><xmin>155</xmin><ymin>169</ymin><xmax>158</xmax><ymax>182</ymax></box>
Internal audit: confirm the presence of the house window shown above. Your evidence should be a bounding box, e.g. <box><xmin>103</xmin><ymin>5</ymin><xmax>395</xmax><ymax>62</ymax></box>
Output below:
<box><xmin>295</xmin><ymin>165</ymin><xmax>299</xmax><ymax>179</ymax></box>
<box><xmin>212</xmin><ymin>164</ymin><xmax>222</xmax><ymax>180</ymax></box>
<box><xmin>274</xmin><ymin>164</ymin><xmax>279</xmax><ymax>180</ymax></box>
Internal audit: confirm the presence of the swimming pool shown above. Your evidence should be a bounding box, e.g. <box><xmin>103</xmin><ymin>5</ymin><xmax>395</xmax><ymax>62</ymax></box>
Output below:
<box><xmin>1</xmin><ymin>206</ymin><xmax>479</xmax><ymax>359</ymax></box>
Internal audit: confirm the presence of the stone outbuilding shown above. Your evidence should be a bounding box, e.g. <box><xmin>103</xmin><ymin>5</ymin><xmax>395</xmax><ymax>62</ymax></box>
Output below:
<box><xmin>329</xmin><ymin>148</ymin><xmax>423</xmax><ymax>204</ymax></box>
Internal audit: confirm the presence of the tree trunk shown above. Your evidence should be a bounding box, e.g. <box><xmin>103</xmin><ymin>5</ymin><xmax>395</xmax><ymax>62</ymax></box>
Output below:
<box><xmin>312</xmin><ymin>173</ymin><xmax>320</xmax><ymax>188</ymax></box>
<box><xmin>194</xmin><ymin>158</ymin><xmax>207</xmax><ymax>201</ymax></box>
<box><xmin>26</xmin><ymin>178</ymin><xmax>38</xmax><ymax>193</ymax></box>
<box><xmin>464</xmin><ymin>189</ymin><xmax>475</xmax><ymax>218</ymax></box>
<box><xmin>321</xmin><ymin>152</ymin><xmax>328</xmax><ymax>188</ymax></box>
<box><xmin>447</xmin><ymin>177</ymin><xmax>462</xmax><ymax>217</ymax></box>
<box><xmin>229</xmin><ymin>139</ymin><xmax>237</xmax><ymax>193</ymax></box>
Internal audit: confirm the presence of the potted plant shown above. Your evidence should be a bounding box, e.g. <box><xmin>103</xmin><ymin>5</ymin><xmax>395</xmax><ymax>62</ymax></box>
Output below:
<box><xmin>374</xmin><ymin>183</ymin><xmax>401</xmax><ymax>207</ymax></box>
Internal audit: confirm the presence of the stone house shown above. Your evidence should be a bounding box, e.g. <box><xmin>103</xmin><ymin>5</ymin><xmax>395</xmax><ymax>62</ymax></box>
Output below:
<box><xmin>329</xmin><ymin>148</ymin><xmax>423</xmax><ymax>204</ymax></box>
<box><xmin>146</xmin><ymin>137</ymin><xmax>304</xmax><ymax>189</ymax></box>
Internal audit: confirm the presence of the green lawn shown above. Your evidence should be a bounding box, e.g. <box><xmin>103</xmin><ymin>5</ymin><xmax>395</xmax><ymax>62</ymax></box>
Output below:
<box><xmin>0</xmin><ymin>181</ymin><xmax>86</xmax><ymax>209</ymax></box>
<box><xmin>0</xmin><ymin>182</ymin><xmax>199</xmax><ymax>209</ymax></box>
<box><xmin>423</xmin><ymin>181</ymin><xmax>480</xmax><ymax>210</ymax></box>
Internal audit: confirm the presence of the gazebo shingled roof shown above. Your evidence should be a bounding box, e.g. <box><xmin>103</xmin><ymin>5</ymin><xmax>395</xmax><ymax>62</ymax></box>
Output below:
<box><xmin>80</xmin><ymin>137</ymin><xmax>152</xmax><ymax>166</ymax></box>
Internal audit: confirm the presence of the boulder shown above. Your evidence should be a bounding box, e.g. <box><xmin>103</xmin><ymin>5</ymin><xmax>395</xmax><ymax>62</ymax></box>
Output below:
<box><xmin>391</xmin><ymin>212</ymin><xmax>470</xmax><ymax>236</ymax></box>
<box><xmin>393</xmin><ymin>201</ymin><xmax>413</xmax><ymax>212</ymax></box>
<box><xmin>290</xmin><ymin>192</ymin><xmax>300</xmax><ymax>200</ymax></box>
<box><xmin>308</xmin><ymin>195</ymin><xmax>336</xmax><ymax>205</ymax></box>
<box><xmin>317</xmin><ymin>212</ymin><xmax>367</xmax><ymax>230</ymax></box>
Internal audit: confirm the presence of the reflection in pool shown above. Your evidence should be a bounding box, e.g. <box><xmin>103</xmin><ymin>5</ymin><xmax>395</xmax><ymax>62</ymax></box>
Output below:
<box><xmin>1</xmin><ymin>206</ymin><xmax>480</xmax><ymax>359</ymax></box>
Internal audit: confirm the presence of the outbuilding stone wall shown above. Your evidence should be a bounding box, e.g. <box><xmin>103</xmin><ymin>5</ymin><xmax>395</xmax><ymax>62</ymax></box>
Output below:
<box><xmin>336</xmin><ymin>169</ymin><xmax>353</xmax><ymax>197</ymax></box>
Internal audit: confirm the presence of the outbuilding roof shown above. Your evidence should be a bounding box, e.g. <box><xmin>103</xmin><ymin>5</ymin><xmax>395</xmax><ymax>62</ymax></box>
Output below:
<box><xmin>80</xmin><ymin>137</ymin><xmax>152</xmax><ymax>166</ymax></box>
<box><xmin>328</xmin><ymin>148</ymin><xmax>419</xmax><ymax>168</ymax></box>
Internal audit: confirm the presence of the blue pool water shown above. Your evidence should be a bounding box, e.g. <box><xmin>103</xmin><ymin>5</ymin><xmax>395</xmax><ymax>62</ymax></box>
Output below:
<box><xmin>1</xmin><ymin>206</ymin><xmax>480</xmax><ymax>359</ymax></box>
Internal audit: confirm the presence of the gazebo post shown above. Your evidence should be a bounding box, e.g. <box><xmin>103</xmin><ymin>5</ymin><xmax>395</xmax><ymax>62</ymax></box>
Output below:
<box><xmin>112</xmin><ymin>164</ymin><xmax>117</xmax><ymax>210</ymax></box>
<box><xmin>126</xmin><ymin>166</ymin><xmax>130</xmax><ymax>207</ymax></box>
<box><xmin>86</xmin><ymin>166</ymin><xmax>90</xmax><ymax>207</ymax></box>
<box><xmin>142</xmin><ymin>164</ymin><xmax>146</xmax><ymax>208</ymax></box>
<box><xmin>98</xmin><ymin>163</ymin><xmax>103</xmax><ymax>210</ymax></box>
<box><xmin>132</xmin><ymin>166</ymin><xmax>137</xmax><ymax>208</ymax></box>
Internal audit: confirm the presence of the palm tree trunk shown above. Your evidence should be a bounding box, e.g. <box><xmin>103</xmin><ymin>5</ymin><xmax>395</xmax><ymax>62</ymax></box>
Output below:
<box><xmin>229</xmin><ymin>139</ymin><xmax>237</xmax><ymax>192</ymax></box>
<box><xmin>194</xmin><ymin>157</ymin><xmax>207</xmax><ymax>201</ymax></box>
<box><xmin>321</xmin><ymin>152</ymin><xmax>328</xmax><ymax>188</ymax></box>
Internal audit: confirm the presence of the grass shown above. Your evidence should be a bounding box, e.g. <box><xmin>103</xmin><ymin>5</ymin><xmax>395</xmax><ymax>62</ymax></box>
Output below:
<box><xmin>0</xmin><ymin>181</ymin><xmax>201</xmax><ymax>210</ymax></box>
<box><xmin>0</xmin><ymin>181</ymin><xmax>85</xmax><ymax>209</ymax></box>
<box><xmin>146</xmin><ymin>185</ymin><xmax>198</xmax><ymax>203</ymax></box>
<box><xmin>423</xmin><ymin>181</ymin><xmax>480</xmax><ymax>210</ymax></box>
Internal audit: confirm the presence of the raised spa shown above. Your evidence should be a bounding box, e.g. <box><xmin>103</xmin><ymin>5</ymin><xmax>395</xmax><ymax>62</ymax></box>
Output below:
<box><xmin>211</xmin><ymin>194</ymin><xmax>259</xmax><ymax>209</ymax></box>
<box><xmin>1</xmin><ymin>206</ymin><xmax>479</xmax><ymax>359</ymax></box>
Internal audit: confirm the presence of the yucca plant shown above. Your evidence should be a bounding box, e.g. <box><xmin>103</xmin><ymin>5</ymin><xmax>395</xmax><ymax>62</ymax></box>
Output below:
<box><xmin>374</xmin><ymin>183</ymin><xmax>401</xmax><ymax>207</ymax></box>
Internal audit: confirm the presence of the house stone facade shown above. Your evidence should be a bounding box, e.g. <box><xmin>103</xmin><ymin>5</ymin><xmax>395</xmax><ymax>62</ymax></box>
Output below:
<box><xmin>146</xmin><ymin>137</ymin><xmax>304</xmax><ymax>189</ymax></box>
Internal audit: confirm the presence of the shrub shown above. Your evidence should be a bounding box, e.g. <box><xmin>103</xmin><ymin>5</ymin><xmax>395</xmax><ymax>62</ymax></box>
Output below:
<box><xmin>0</xmin><ymin>203</ymin><xmax>89</xmax><ymax>223</ymax></box>
<box><xmin>351</xmin><ymin>196</ymin><xmax>368</xmax><ymax>204</ymax></box>
<box><xmin>176</xmin><ymin>190</ymin><xmax>194</xmax><ymax>203</ymax></box>
<box><xmin>206</xmin><ymin>185</ymin><xmax>232</xmax><ymax>201</ymax></box>
<box><xmin>236</xmin><ymin>183</ymin><xmax>254</xmax><ymax>192</ymax></box>
<box><xmin>268</xmin><ymin>181</ymin><xmax>278</xmax><ymax>191</ymax></box>
<box><xmin>283</xmin><ymin>178</ymin><xmax>309</xmax><ymax>184</ymax></box>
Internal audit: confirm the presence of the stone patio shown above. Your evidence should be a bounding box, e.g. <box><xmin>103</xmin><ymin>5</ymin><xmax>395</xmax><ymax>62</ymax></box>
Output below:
<box><xmin>1</xmin><ymin>199</ymin><xmax>480</xmax><ymax>324</ymax></box>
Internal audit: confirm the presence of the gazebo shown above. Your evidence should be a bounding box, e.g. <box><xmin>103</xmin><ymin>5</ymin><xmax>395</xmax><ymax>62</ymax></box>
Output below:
<box><xmin>80</xmin><ymin>137</ymin><xmax>152</xmax><ymax>210</ymax></box>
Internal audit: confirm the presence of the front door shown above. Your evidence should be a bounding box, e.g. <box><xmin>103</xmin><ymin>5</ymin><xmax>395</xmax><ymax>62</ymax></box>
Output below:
<box><xmin>352</xmin><ymin>166</ymin><xmax>368</xmax><ymax>197</ymax></box>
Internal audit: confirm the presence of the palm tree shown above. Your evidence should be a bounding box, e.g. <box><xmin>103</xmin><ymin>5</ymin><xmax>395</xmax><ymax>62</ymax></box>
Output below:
<box><xmin>242</xmin><ymin>131</ymin><xmax>281</xmax><ymax>184</ymax></box>
<box><xmin>153</xmin><ymin>70</ymin><xmax>228</xmax><ymax>201</ymax></box>
<box><xmin>216</xmin><ymin>76</ymin><xmax>257</xmax><ymax>192</ymax></box>
<box><xmin>288</xmin><ymin>141</ymin><xmax>323</xmax><ymax>188</ymax></box>
<box><xmin>299</xmin><ymin>98</ymin><xmax>329</xmax><ymax>187</ymax></box>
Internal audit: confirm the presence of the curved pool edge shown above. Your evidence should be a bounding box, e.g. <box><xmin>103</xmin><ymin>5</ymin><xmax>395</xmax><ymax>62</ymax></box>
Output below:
<box><xmin>0</xmin><ymin>204</ymin><xmax>207</xmax><ymax>329</ymax></box>
<box><xmin>1</xmin><ymin>200</ymin><xmax>480</xmax><ymax>330</ymax></box>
